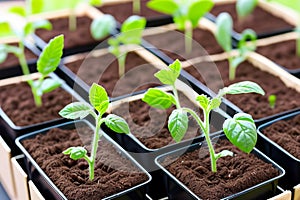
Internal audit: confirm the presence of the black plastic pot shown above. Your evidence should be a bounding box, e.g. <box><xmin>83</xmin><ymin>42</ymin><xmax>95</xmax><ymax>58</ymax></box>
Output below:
<box><xmin>15</xmin><ymin>120</ymin><xmax>151</xmax><ymax>200</ymax></box>
<box><xmin>0</xmin><ymin>73</ymin><xmax>85</xmax><ymax>156</ymax></box>
<box><xmin>155</xmin><ymin>134</ymin><xmax>285</xmax><ymax>200</ymax></box>
<box><xmin>257</xmin><ymin>111</ymin><xmax>300</xmax><ymax>190</ymax></box>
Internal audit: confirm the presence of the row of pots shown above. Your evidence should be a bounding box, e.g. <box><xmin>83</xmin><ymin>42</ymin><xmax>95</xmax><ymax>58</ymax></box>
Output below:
<box><xmin>1</xmin><ymin>0</ymin><xmax>300</xmax><ymax>199</ymax></box>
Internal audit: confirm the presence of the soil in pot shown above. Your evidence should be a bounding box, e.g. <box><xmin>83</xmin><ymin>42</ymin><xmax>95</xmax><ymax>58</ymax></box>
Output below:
<box><xmin>257</xmin><ymin>40</ymin><xmax>300</xmax><ymax>70</ymax></box>
<box><xmin>22</xmin><ymin>125</ymin><xmax>149</xmax><ymax>200</ymax></box>
<box><xmin>162</xmin><ymin>139</ymin><xmax>279</xmax><ymax>199</ymax></box>
<box><xmin>97</xmin><ymin>0</ymin><xmax>167</xmax><ymax>23</ymax></box>
<box><xmin>0</xmin><ymin>82</ymin><xmax>73</xmax><ymax>126</ymax></box>
<box><xmin>184</xmin><ymin>60</ymin><xmax>300</xmax><ymax>120</ymax></box>
<box><xmin>144</xmin><ymin>28</ymin><xmax>223</xmax><ymax>61</ymax></box>
<box><xmin>0</xmin><ymin>43</ymin><xmax>37</xmax><ymax>69</ymax></box>
<box><xmin>210</xmin><ymin>3</ymin><xmax>294</xmax><ymax>35</ymax></box>
<box><xmin>261</xmin><ymin>114</ymin><xmax>300</xmax><ymax>159</ymax></box>
<box><xmin>35</xmin><ymin>16</ymin><xmax>98</xmax><ymax>50</ymax></box>
<box><xmin>64</xmin><ymin>51</ymin><xmax>161</xmax><ymax>97</ymax></box>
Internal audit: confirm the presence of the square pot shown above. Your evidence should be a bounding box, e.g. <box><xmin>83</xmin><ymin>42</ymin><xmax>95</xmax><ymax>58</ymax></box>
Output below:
<box><xmin>257</xmin><ymin>111</ymin><xmax>300</xmax><ymax>190</ymax></box>
<box><xmin>15</xmin><ymin>120</ymin><xmax>152</xmax><ymax>200</ymax></box>
<box><xmin>209</xmin><ymin>0</ymin><xmax>296</xmax><ymax>40</ymax></box>
<box><xmin>155</xmin><ymin>134</ymin><xmax>285</xmax><ymax>199</ymax></box>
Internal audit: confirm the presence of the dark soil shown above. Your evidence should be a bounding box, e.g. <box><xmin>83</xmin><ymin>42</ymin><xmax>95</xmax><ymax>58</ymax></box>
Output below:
<box><xmin>64</xmin><ymin>51</ymin><xmax>161</xmax><ymax>97</ymax></box>
<box><xmin>144</xmin><ymin>28</ymin><xmax>223</xmax><ymax>61</ymax></box>
<box><xmin>257</xmin><ymin>40</ymin><xmax>300</xmax><ymax>70</ymax></box>
<box><xmin>262</xmin><ymin>114</ymin><xmax>300</xmax><ymax>159</ymax></box>
<box><xmin>184</xmin><ymin>60</ymin><xmax>300</xmax><ymax>120</ymax></box>
<box><xmin>210</xmin><ymin>3</ymin><xmax>294</xmax><ymax>34</ymax></box>
<box><xmin>111</xmin><ymin>92</ymin><xmax>220</xmax><ymax>149</ymax></box>
<box><xmin>22</xmin><ymin>125</ymin><xmax>148</xmax><ymax>200</ymax></box>
<box><xmin>98</xmin><ymin>0</ymin><xmax>167</xmax><ymax>23</ymax></box>
<box><xmin>35</xmin><ymin>16</ymin><xmax>98</xmax><ymax>50</ymax></box>
<box><xmin>0</xmin><ymin>82</ymin><xmax>73</xmax><ymax>126</ymax></box>
<box><xmin>0</xmin><ymin>43</ymin><xmax>37</xmax><ymax>69</ymax></box>
<box><xmin>162</xmin><ymin>139</ymin><xmax>279</xmax><ymax>199</ymax></box>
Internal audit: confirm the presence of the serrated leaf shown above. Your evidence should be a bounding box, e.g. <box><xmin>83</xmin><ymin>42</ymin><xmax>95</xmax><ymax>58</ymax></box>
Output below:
<box><xmin>9</xmin><ymin>6</ymin><xmax>26</xmax><ymax>17</ymax></box>
<box><xmin>209</xmin><ymin>98</ymin><xmax>221</xmax><ymax>111</ymax></box>
<box><xmin>188</xmin><ymin>0</ymin><xmax>214</xmax><ymax>27</ymax></box>
<box><xmin>196</xmin><ymin>94</ymin><xmax>210</xmax><ymax>110</ymax></box>
<box><xmin>89</xmin><ymin>83</ymin><xmax>109</xmax><ymax>115</ymax></box>
<box><xmin>147</xmin><ymin>0</ymin><xmax>179</xmax><ymax>15</ymax></box>
<box><xmin>155</xmin><ymin>59</ymin><xmax>181</xmax><ymax>85</ymax></box>
<box><xmin>39</xmin><ymin>78</ymin><xmax>61</xmax><ymax>94</ymax></box>
<box><xmin>91</xmin><ymin>15</ymin><xmax>116</xmax><ymax>40</ymax></box>
<box><xmin>37</xmin><ymin>34</ymin><xmax>64</xmax><ymax>76</ymax></box>
<box><xmin>0</xmin><ymin>45</ymin><xmax>8</xmax><ymax>63</ymax></box>
<box><xmin>59</xmin><ymin>102</ymin><xmax>92</xmax><ymax>119</ymax></box>
<box><xmin>220</xmin><ymin>81</ymin><xmax>265</xmax><ymax>96</ymax></box>
<box><xmin>142</xmin><ymin>88</ymin><xmax>175</xmax><ymax>109</ymax></box>
<box><xmin>223</xmin><ymin>113</ymin><xmax>257</xmax><ymax>153</ymax></box>
<box><xmin>168</xmin><ymin>109</ymin><xmax>188</xmax><ymax>142</ymax></box>
<box><xmin>215</xmin><ymin>12</ymin><xmax>232</xmax><ymax>52</ymax></box>
<box><xmin>63</xmin><ymin>147</ymin><xmax>87</xmax><ymax>160</ymax></box>
<box><xmin>236</xmin><ymin>0</ymin><xmax>258</xmax><ymax>18</ymax></box>
<box><xmin>105</xmin><ymin>114</ymin><xmax>130</xmax><ymax>134</ymax></box>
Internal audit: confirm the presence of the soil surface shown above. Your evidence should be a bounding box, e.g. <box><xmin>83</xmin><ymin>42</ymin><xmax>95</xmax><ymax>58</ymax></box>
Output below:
<box><xmin>0</xmin><ymin>43</ymin><xmax>37</xmax><ymax>69</ymax></box>
<box><xmin>64</xmin><ymin>51</ymin><xmax>161</xmax><ymax>97</ymax></box>
<box><xmin>0</xmin><ymin>82</ymin><xmax>73</xmax><ymax>126</ymax></box>
<box><xmin>98</xmin><ymin>0</ymin><xmax>167</xmax><ymax>23</ymax></box>
<box><xmin>257</xmin><ymin>40</ymin><xmax>300</xmax><ymax>70</ymax></box>
<box><xmin>262</xmin><ymin>114</ymin><xmax>300</xmax><ymax>159</ymax></box>
<box><xmin>35</xmin><ymin>16</ymin><xmax>98</xmax><ymax>50</ymax></box>
<box><xmin>22</xmin><ymin>125</ymin><xmax>148</xmax><ymax>200</ymax></box>
<box><xmin>184</xmin><ymin>60</ymin><xmax>300</xmax><ymax>120</ymax></box>
<box><xmin>210</xmin><ymin>3</ymin><xmax>294</xmax><ymax>35</ymax></box>
<box><xmin>162</xmin><ymin>139</ymin><xmax>279</xmax><ymax>199</ymax></box>
<box><xmin>111</xmin><ymin>92</ymin><xmax>221</xmax><ymax>149</ymax></box>
<box><xmin>144</xmin><ymin>28</ymin><xmax>223</xmax><ymax>61</ymax></box>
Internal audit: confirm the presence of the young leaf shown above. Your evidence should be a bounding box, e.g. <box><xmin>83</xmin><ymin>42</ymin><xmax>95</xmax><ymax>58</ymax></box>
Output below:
<box><xmin>38</xmin><ymin>78</ymin><xmax>62</xmax><ymax>93</ymax></box>
<box><xmin>268</xmin><ymin>94</ymin><xmax>277</xmax><ymax>109</ymax></box>
<box><xmin>120</xmin><ymin>15</ymin><xmax>146</xmax><ymax>44</ymax></box>
<box><xmin>223</xmin><ymin>113</ymin><xmax>257</xmax><ymax>153</ymax></box>
<box><xmin>154</xmin><ymin>59</ymin><xmax>181</xmax><ymax>85</ymax></box>
<box><xmin>188</xmin><ymin>0</ymin><xmax>214</xmax><ymax>27</ymax></box>
<box><xmin>142</xmin><ymin>88</ymin><xmax>175</xmax><ymax>109</ymax></box>
<box><xmin>220</xmin><ymin>81</ymin><xmax>265</xmax><ymax>96</ymax></box>
<box><xmin>89</xmin><ymin>0</ymin><xmax>102</xmax><ymax>6</ymax></box>
<box><xmin>0</xmin><ymin>22</ymin><xmax>13</xmax><ymax>37</ymax></box>
<box><xmin>59</xmin><ymin>102</ymin><xmax>92</xmax><ymax>119</ymax></box>
<box><xmin>32</xmin><ymin>20</ymin><xmax>52</xmax><ymax>31</ymax></box>
<box><xmin>105</xmin><ymin>114</ymin><xmax>130</xmax><ymax>134</ymax></box>
<box><xmin>236</xmin><ymin>0</ymin><xmax>258</xmax><ymax>18</ymax></box>
<box><xmin>168</xmin><ymin>109</ymin><xmax>189</xmax><ymax>142</ymax></box>
<box><xmin>196</xmin><ymin>94</ymin><xmax>210</xmax><ymax>110</ymax></box>
<box><xmin>63</xmin><ymin>147</ymin><xmax>87</xmax><ymax>160</ymax></box>
<box><xmin>147</xmin><ymin>0</ymin><xmax>179</xmax><ymax>15</ymax></box>
<box><xmin>215</xmin><ymin>150</ymin><xmax>233</xmax><ymax>160</ymax></box>
<box><xmin>9</xmin><ymin>6</ymin><xmax>26</xmax><ymax>17</ymax></box>
<box><xmin>91</xmin><ymin>14</ymin><xmax>116</xmax><ymax>40</ymax></box>
<box><xmin>89</xmin><ymin>83</ymin><xmax>109</xmax><ymax>115</ymax></box>
<box><xmin>209</xmin><ymin>98</ymin><xmax>221</xmax><ymax>111</ymax></box>
<box><xmin>215</xmin><ymin>12</ymin><xmax>232</xmax><ymax>52</ymax></box>
<box><xmin>37</xmin><ymin>34</ymin><xmax>64</xmax><ymax>76</ymax></box>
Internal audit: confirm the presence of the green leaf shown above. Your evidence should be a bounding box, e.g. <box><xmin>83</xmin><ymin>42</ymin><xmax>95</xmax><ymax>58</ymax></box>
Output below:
<box><xmin>89</xmin><ymin>0</ymin><xmax>102</xmax><ymax>6</ymax></box>
<box><xmin>32</xmin><ymin>20</ymin><xmax>52</xmax><ymax>31</ymax></box>
<box><xmin>168</xmin><ymin>109</ymin><xmax>188</xmax><ymax>142</ymax></box>
<box><xmin>209</xmin><ymin>97</ymin><xmax>221</xmax><ymax>110</ymax></box>
<box><xmin>120</xmin><ymin>15</ymin><xmax>146</xmax><ymax>45</ymax></box>
<box><xmin>223</xmin><ymin>113</ymin><xmax>257</xmax><ymax>153</ymax></box>
<box><xmin>105</xmin><ymin>114</ymin><xmax>130</xmax><ymax>134</ymax></box>
<box><xmin>63</xmin><ymin>147</ymin><xmax>87</xmax><ymax>160</ymax></box>
<box><xmin>24</xmin><ymin>22</ymin><xmax>33</xmax><ymax>37</ymax></box>
<box><xmin>173</xmin><ymin>15</ymin><xmax>185</xmax><ymax>30</ymax></box>
<box><xmin>59</xmin><ymin>102</ymin><xmax>92</xmax><ymax>119</ymax></box>
<box><xmin>91</xmin><ymin>15</ymin><xmax>116</xmax><ymax>40</ymax></box>
<box><xmin>188</xmin><ymin>0</ymin><xmax>214</xmax><ymax>27</ymax></box>
<box><xmin>236</xmin><ymin>0</ymin><xmax>258</xmax><ymax>18</ymax></box>
<box><xmin>155</xmin><ymin>59</ymin><xmax>181</xmax><ymax>85</ymax></box>
<box><xmin>37</xmin><ymin>34</ymin><xmax>64</xmax><ymax>76</ymax></box>
<box><xmin>0</xmin><ymin>22</ymin><xmax>13</xmax><ymax>37</ymax></box>
<box><xmin>39</xmin><ymin>78</ymin><xmax>62</xmax><ymax>94</ymax></box>
<box><xmin>89</xmin><ymin>83</ymin><xmax>109</xmax><ymax>115</ymax></box>
<box><xmin>196</xmin><ymin>94</ymin><xmax>210</xmax><ymax>110</ymax></box>
<box><xmin>220</xmin><ymin>81</ymin><xmax>265</xmax><ymax>96</ymax></box>
<box><xmin>268</xmin><ymin>94</ymin><xmax>277</xmax><ymax>109</ymax></box>
<box><xmin>30</xmin><ymin>0</ymin><xmax>44</xmax><ymax>14</ymax></box>
<box><xmin>142</xmin><ymin>88</ymin><xmax>175</xmax><ymax>109</ymax></box>
<box><xmin>215</xmin><ymin>12</ymin><xmax>232</xmax><ymax>52</ymax></box>
<box><xmin>147</xmin><ymin>0</ymin><xmax>179</xmax><ymax>15</ymax></box>
<box><xmin>215</xmin><ymin>150</ymin><xmax>233</xmax><ymax>160</ymax></box>
<box><xmin>9</xmin><ymin>6</ymin><xmax>26</xmax><ymax>17</ymax></box>
<box><xmin>0</xmin><ymin>45</ymin><xmax>8</xmax><ymax>63</ymax></box>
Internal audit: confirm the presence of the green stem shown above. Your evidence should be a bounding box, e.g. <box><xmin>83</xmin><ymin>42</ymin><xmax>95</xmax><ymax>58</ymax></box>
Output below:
<box><xmin>172</xmin><ymin>85</ymin><xmax>181</xmax><ymax>109</ymax></box>
<box><xmin>228</xmin><ymin>55</ymin><xmax>236</xmax><ymax>81</ymax></box>
<box><xmin>184</xmin><ymin>22</ymin><xmax>193</xmax><ymax>54</ymax></box>
<box><xmin>32</xmin><ymin>87</ymin><xmax>42</xmax><ymax>107</ymax></box>
<box><xmin>118</xmin><ymin>52</ymin><xmax>127</xmax><ymax>78</ymax></box>
<box><xmin>133</xmin><ymin>0</ymin><xmax>141</xmax><ymax>14</ymax></box>
<box><xmin>297</xmin><ymin>36</ymin><xmax>300</xmax><ymax>57</ymax></box>
<box><xmin>183</xmin><ymin>107</ymin><xmax>217</xmax><ymax>172</ymax></box>
<box><xmin>69</xmin><ymin>9</ymin><xmax>77</xmax><ymax>31</ymax></box>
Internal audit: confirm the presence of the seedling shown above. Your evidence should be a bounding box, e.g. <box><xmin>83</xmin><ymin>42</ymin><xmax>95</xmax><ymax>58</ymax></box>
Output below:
<box><xmin>143</xmin><ymin>59</ymin><xmax>265</xmax><ymax>172</ymax></box>
<box><xmin>268</xmin><ymin>94</ymin><xmax>277</xmax><ymax>109</ymax></box>
<box><xmin>215</xmin><ymin>12</ymin><xmax>257</xmax><ymax>80</ymax></box>
<box><xmin>59</xmin><ymin>83</ymin><xmax>130</xmax><ymax>180</ymax></box>
<box><xmin>147</xmin><ymin>0</ymin><xmax>214</xmax><ymax>53</ymax></box>
<box><xmin>236</xmin><ymin>0</ymin><xmax>258</xmax><ymax>19</ymax></box>
<box><xmin>91</xmin><ymin>14</ymin><xmax>146</xmax><ymax>77</ymax></box>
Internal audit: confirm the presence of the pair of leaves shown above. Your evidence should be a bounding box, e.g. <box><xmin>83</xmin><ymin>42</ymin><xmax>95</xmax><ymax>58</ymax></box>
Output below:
<box><xmin>63</xmin><ymin>147</ymin><xmax>87</xmax><ymax>160</ymax></box>
<box><xmin>196</xmin><ymin>94</ymin><xmax>221</xmax><ymax>112</ymax></box>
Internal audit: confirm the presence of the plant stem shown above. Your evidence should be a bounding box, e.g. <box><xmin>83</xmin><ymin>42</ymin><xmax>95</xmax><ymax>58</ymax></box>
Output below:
<box><xmin>297</xmin><ymin>37</ymin><xmax>300</xmax><ymax>57</ymax></box>
<box><xmin>172</xmin><ymin>85</ymin><xmax>181</xmax><ymax>109</ymax></box>
<box><xmin>69</xmin><ymin>9</ymin><xmax>77</xmax><ymax>31</ymax></box>
<box><xmin>184</xmin><ymin>21</ymin><xmax>193</xmax><ymax>54</ymax></box>
<box><xmin>183</xmin><ymin>107</ymin><xmax>217</xmax><ymax>172</ymax></box>
<box><xmin>133</xmin><ymin>0</ymin><xmax>141</xmax><ymax>14</ymax></box>
<box><xmin>228</xmin><ymin>55</ymin><xmax>236</xmax><ymax>81</ymax></box>
<box><xmin>118</xmin><ymin>52</ymin><xmax>127</xmax><ymax>78</ymax></box>
<box><xmin>32</xmin><ymin>87</ymin><xmax>42</xmax><ymax>107</ymax></box>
